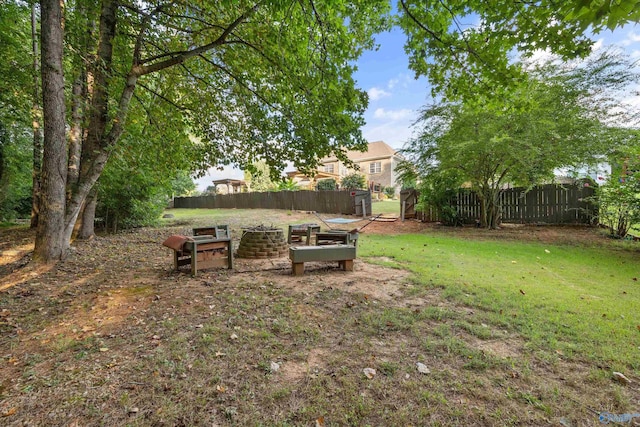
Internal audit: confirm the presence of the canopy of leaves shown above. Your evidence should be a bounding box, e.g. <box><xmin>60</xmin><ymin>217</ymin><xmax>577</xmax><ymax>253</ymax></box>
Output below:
<box><xmin>396</xmin><ymin>0</ymin><xmax>638</xmax><ymax>100</ymax></box>
<box><xmin>97</xmin><ymin>86</ymin><xmax>197</xmax><ymax>229</ymax></box>
<box><xmin>97</xmin><ymin>0</ymin><xmax>391</xmax><ymax>176</ymax></box>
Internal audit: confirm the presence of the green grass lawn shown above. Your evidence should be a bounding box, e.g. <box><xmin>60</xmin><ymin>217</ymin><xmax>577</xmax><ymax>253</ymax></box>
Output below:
<box><xmin>359</xmin><ymin>233</ymin><xmax>640</xmax><ymax>372</ymax></box>
<box><xmin>371</xmin><ymin>199</ymin><xmax>400</xmax><ymax>215</ymax></box>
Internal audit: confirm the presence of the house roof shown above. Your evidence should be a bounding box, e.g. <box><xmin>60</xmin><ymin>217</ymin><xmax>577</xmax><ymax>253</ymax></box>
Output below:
<box><xmin>321</xmin><ymin>141</ymin><xmax>400</xmax><ymax>163</ymax></box>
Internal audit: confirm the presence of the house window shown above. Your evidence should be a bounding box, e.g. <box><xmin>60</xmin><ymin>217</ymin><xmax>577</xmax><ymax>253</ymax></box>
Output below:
<box><xmin>323</xmin><ymin>164</ymin><xmax>334</xmax><ymax>173</ymax></box>
<box><xmin>369</xmin><ymin>162</ymin><xmax>381</xmax><ymax>174</ymax></box>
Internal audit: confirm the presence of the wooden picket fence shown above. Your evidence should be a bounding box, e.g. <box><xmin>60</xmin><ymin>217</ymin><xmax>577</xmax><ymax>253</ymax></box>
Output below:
<box><xmin>401</xmin><ymin>184</ymin><xmax>597</xmax><ymax>224</ymax></box>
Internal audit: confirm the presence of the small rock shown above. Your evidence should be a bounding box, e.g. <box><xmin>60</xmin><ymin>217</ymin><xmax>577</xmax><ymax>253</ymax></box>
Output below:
<box><xmin>128</xmin><ymin>407</ymin><xmax>139</xmax><ymax>414</ymax></box>
<box><xmin>416</xmin><ymin>362</ymin><xmax>430</xmax><ymax>374</ymax></box>
<box><xmin>363</xmin><ymin>368</ymin><xmax>376</xmax><ymax>379</ymax></box>
<box><xmin>270</xmin><ymin>361</ymin><xmax>280</xmax><ymax>372</ymax></box>
<box><xmin>558</xmin><ymin>416</ymin><xmax>571</xmax><ymax>427</ymax></box>
<box><xmin>230</xmin><ymin>333</ymin><xmax>239</xmax><ymax>340</ymax></box>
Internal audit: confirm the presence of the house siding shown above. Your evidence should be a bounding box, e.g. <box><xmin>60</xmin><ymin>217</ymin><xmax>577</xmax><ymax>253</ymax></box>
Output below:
<box><xmin>292</xmin><ymin>141</ymin><xmax>403</xmax><ymax>194</ymax></box>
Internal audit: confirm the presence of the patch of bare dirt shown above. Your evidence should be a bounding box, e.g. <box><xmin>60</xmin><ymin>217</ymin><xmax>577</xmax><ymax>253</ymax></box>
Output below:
<box><xmin>231</xmin><ymin>257</ymin><xmax>409</xmax><ymax>301</ymax></box>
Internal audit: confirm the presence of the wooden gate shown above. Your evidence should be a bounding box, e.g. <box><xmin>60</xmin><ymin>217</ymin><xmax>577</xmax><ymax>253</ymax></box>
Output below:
<box><xmin>400</xmin><ymin>189</ymin><xmax>418</xmax><ymax>219</ymax></box>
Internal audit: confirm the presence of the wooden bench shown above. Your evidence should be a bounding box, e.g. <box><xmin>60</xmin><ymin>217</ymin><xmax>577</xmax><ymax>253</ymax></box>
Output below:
<box><xmin>315</xmin><ymin>231</ymin><xmax>359</xmax><ymax>247</ymax></box>
<box><xmin>193</xmin><ymin>225</ymin><xmax>231</xmax><ymax>240</ymax></box>
<box><xmin>287</xmin><ymin>223</ymin><xmax>321</xmax><ymax>245</ymax></box>
<box><xmin>166</xmin><ymin>234</ymin><xmax>233</xmax><ymax>277</ymax></box>
<box><xmin>289</xmin><ymin>245</ymin><xmax>356</xmax><ymax>276</ymax></box>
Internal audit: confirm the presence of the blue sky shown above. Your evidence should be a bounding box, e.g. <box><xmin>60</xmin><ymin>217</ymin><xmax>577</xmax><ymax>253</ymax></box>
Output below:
<box><xmin>194</xmin><ymin>22</ymin><xmax>640</xmax><ymax>191</ymax></box>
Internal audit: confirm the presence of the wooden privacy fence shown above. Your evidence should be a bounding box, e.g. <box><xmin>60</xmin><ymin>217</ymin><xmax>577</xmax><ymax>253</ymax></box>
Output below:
<box><xmin>174</xmin><ymin>190</ymin><xmax>372</xmax><ymax>215</ymax></box>
<box><xmin>401</xmin><ymin>184</ymin><xmax>597</xmax><ymax>224</ymax></box>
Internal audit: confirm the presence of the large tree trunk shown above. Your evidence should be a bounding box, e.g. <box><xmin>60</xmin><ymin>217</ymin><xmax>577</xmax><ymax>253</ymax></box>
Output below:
<box><xmin>61</xmin><ymin>0</ymin><xmax>118</xmax><ymax>245</ymax></box>
<box><xmin>75</xmin><ymin>188</ymin><xmax>97</xmax><ymax>239</ymax></box>
<box><xmin>478</xmin><ymin>186</ymin><xmax>501</xmax><ymax>229</ymax></box>
<box><xmin>33</xmin><ymin>0</ymin><xmax>67</xmax><ymax>263</ymax></box>
<box><xmin>30</xmin><ymin>3</ymin><xmax>43</xmax><ymax>229</ymax></box>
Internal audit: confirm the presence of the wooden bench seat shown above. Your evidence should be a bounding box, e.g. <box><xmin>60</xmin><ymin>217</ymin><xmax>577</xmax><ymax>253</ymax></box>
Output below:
<box><xmin>164</xmin><ymin>231</ymin><xmax>233</xmax><ymax>276</ymax></box>
<box><xmin>289</xmin><ymin>245</ymin><xmax>356</xmax><ymax>276</ymax></box>
<box><xmin>287</xmin><ymin>223</ymin><xmax>321</xmax><ymax>245</ymax></box>
<box><xmin>315</xmin><ymin>231</ymin><xmax>358</xmax><ymax>247</ymax></box>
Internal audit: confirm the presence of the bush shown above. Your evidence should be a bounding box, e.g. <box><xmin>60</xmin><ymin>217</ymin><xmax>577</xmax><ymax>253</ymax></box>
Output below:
<box><xmin>341</xmin><ymin>173</ymin><xmax>366</xmax><ymax>190</ymax></box>
<box><xmin>383</xmin><ymin>186</ymin><xmax>396</xmax><ymax>198</ymax></box>
<box><xmin>317</xmin><ymin>178</ymin><xmax>337</xmax><ymax>190</ymax></box>
<box><xmin>596</xmin><ymin>174</ymin><xmax>640</xmax><ymax>238</ymax></box>
<box><xmin>417</xmin><ymin>170</ymin><xmax>462</xmax><ymax>226</ymax></box>
<box><xmin>97</xmin><ymin>177</ymin><xmax>167</xmax><ymax>232</ymax></box>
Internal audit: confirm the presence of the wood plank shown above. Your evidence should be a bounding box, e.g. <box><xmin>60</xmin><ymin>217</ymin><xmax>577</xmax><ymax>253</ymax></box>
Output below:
<box><xmin>289</xmin><ymin>245</ymin><xmax>356</xmax><ymax>263</ymax></box>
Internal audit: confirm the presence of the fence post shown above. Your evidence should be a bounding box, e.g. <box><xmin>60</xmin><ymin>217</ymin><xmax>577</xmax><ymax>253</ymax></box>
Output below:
<box><xmin>401</xmin><ymin>201</ymin><xmax>406</xmax><ymax>222</ymax></box>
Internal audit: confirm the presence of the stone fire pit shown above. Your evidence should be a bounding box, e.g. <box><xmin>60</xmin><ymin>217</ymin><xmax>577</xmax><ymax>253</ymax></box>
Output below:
<box><xmin>236</xmin><ymin>226</ymin><xmax>289</xmax><ymax>259</ymax></box>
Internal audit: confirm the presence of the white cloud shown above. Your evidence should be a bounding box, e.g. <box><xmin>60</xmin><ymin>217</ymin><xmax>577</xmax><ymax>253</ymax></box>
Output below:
<box><xmin>592</xmin><ymin>38</ymin><xmax>605</xmax><ymax>51</ymax></box>
<box><xmin>387</xmin><ymin>78</ymin><xmax>399</xmax><ymax>89</ymax></box>
<box><xmin>373</xmin><ymin>108</ymin><xmax>414</xmax><ymax>121</ymax></box>
<box><xmin>621</xmin><ymin>31</ymin><xmax>640</xmax><ymax>46</ymax></box>
<box><xmin>368</xmin><ymin>87</ymin><xmax>391</xmax><ymax>101</ymax></box>
<box><xmin>364</xmin><ymin>107</ymin><xmax>420</xmax><ymax>148</ymax></box>
<box><xmin>363</xmin><ymin>123</ymin><xmax>416</xmax><ymax>150</ymax></box>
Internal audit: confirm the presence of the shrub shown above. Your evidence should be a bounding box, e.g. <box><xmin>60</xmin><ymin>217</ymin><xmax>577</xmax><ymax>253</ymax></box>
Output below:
<box><xmin>384</xmin><ymin>186</ymin><xmax>396</xmax><ymax>198</ymax></box>
<box><xmin>341</xmin><ymin>173</ymin><xmax>366</xmax><ymax>190</ymax></box>
<box><xmin>317</xmin><ymin>178</ymin><xmax>337</xmax><ymax>190</ymax></box>
<box><xmin>596</xmin><ymin>174</ymin><xmax>640</xmax><ymax>238</ymax></box>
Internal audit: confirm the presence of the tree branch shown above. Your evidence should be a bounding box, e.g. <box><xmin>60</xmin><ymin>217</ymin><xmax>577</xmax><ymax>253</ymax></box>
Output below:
<box><xmin>137</xmin><ymin>82</ymin><xmax>187</xmax><ymax>111</ymax></box>
<box><xmin>137</xmin><ymin>3</ymin><xmax>261</xmax><ymax>76</ymax></box>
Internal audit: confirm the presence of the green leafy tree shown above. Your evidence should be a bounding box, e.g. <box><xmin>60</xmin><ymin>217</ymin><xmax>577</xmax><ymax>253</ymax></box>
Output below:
<box><xmin>203</xmin><ymin>186</ymin><xmax>217</xmax><ymax>196</ymax></box>
<box><xmin>396</xmin><ymin>0</ymin><xmax>639</xmax><ymax>100</ymax></box>
<box><xmin>317</xmin><ymin>178</ymin><xmax>337</xmax><ymax>191</ymax></box>
<box><xmin>341</xmin><ymin>173</ymin><xmax>366</xmax><ymax>190</ymax></box>
<box><xmin>31</xmin><ymin>0</ymin><xmax>391</xmax><ymax>262</ymax></box>
<box><xmin>170</xmin><ymin>171</ymin><xmax>197</xmax><ymax>198</ymax></box>
<box><xmin>244</xmin><ymin>161</ymin><xmax>274</xmax><ymax>193</ymax></box>
<box><xmin>403</xmin><ymin>52</ymin><xmax>639</xmax><ymax>228</ymax></box>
